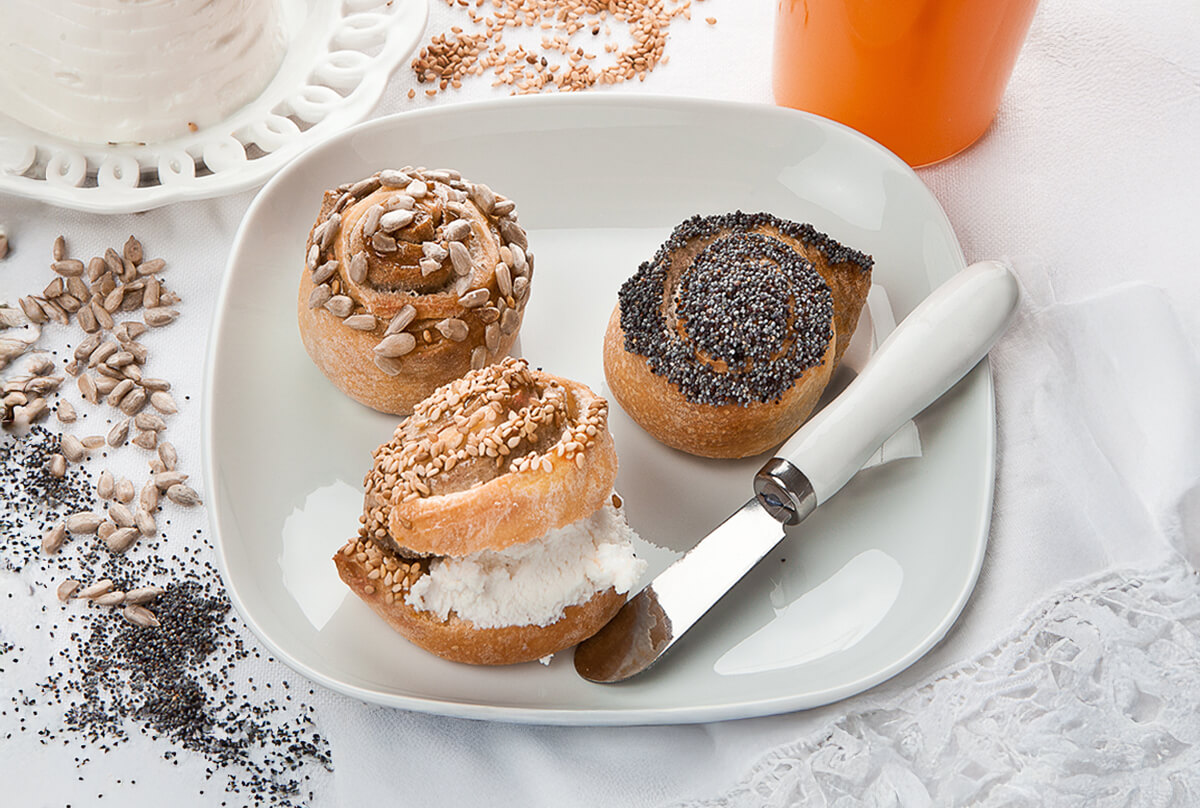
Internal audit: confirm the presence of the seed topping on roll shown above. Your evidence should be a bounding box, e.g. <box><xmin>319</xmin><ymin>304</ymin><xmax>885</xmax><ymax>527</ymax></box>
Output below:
<box><xmin>360</xmin><ymin>357</ymin><xmax>610</xmax><ymax>555</ymax></box>
<box><xmin>604</xmin><ymin>210</ymin><xmax>873</xmax><ymax>459</ymax></box>
<box><xmin>619</xmin><ymin>216</ymin><xmax>848</xmax><ymax>405</ymax></box>
<box><xmin>304</xmin><ymin>167</ymin><xmax>532</xmax><ymax>372</ymax></box>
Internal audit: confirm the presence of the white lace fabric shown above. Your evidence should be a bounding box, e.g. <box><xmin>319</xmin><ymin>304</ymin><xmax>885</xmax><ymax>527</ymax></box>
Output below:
<box><xmin>679</xmin><ymin>559</ymin><xmax>1200</xmax><ymax>808</ymax></box>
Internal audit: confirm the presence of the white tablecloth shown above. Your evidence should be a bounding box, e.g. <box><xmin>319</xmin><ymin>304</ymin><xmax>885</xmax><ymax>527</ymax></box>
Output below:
<box><xmin>3</xmin><ymin>0</ymin><xmax>1200</xmax><ymax>804</ymax></box>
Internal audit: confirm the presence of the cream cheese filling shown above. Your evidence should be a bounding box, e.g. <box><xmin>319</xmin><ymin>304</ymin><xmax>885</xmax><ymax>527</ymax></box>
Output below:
<box><xmin>406</xmin><ymin>502</ymin><xmax>646</xmax><ymax>630</ymax></box>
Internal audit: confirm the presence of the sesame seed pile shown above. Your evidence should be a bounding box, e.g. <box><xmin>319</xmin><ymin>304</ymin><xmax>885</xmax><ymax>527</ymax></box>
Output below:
<box><xmin>360</xmin><ymin>357</ymin><xmax>608</xmax><ymax>563</ymax></box>
<box><xmin>1</xmin><ymin>235</ymin><xmax>332</xmax><ymax>805</ymax></box>
<box><xmin>618</xmin><ymin>212</ymin><xmax>840</xmax><ymax>407</ymax></box>
<box><xmin>410</xmin><ymin>0</ymin><xmax>707</xmax><ymax>97</ymax></box>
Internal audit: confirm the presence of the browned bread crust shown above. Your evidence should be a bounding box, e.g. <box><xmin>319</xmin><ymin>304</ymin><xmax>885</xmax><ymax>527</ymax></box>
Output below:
<box><xmin>297</xmin><ymin>169</ymin><xmax>532</xmax><ymax>415</ymax></box>
<box><xmin>363</xmin><ymin>358</ymin><xmax>618</xmax><ymax>558</ymax></box>
<box><xmin>604</xmin><ymin>305</ymin><xmax>835</xmax><ymax>458</ymax></box>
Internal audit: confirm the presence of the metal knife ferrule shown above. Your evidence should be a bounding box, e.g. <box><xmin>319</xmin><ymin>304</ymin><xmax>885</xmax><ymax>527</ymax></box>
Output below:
<box><xmin>753</xmin><ymin>458</ymin><xmax>817</xmax><ymax>526</ymax></box>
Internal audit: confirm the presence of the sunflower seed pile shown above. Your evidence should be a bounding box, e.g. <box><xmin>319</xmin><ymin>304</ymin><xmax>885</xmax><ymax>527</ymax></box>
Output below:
<box><xmin>1</xmin><ymin>233</ymin><xmax>332</xmax><ymax>805</ymax></box>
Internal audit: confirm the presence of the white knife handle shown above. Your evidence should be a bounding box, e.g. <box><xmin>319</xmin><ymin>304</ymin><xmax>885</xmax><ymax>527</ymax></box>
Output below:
<box><xmin>773</xmin><ymin>260</ymin><xmax>1019</xmax><ymax>507</ymax></box>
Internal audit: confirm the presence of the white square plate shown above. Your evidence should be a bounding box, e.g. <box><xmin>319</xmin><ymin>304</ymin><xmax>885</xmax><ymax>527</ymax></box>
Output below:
<box><xmin>204</xmin><ymin>95</ymin><xmax>992</xmax><ymax>725</ymax></box>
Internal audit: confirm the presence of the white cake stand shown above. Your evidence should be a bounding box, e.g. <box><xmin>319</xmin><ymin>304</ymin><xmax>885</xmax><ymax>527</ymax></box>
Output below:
<box><xmin>0</xmin><ymin>0</ymin><xmax>429</xmax><ymax>214</ymax></box>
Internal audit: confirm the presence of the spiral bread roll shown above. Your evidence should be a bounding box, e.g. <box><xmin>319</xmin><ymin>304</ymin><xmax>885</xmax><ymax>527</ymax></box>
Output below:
<box><xmin>298</xmin><ymin>167</ymin><xmax>534</xmax><ymax>414</ymax></box>
<box><xmin>334</xmin><ymin>358</ymin><xmax>646</xmax><ymax>665</ymax></box>
<box><xmin>604</xmin><ymin>211</ymin><xmax>873</xmax><ymax>459</ymax></box>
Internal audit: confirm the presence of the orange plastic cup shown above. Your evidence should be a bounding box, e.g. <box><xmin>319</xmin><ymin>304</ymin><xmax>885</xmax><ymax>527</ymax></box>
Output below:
<box><xmin>773</xmin><ymin>0</ymin><xmax>1039</xmax><ymax>167</ymax></box>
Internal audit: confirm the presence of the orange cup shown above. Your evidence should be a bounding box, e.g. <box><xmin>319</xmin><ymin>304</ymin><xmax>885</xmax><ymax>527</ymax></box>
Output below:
<box><xmin>773</xmin><ymin>0</ymin><xmax>1039</xmax><ymax>167</ymax></box>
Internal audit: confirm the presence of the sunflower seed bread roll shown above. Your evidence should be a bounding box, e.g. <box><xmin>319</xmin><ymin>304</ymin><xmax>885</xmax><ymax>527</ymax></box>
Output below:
<box><xmin>298</xmin><ymin>167</ymin><xmax>534</xmax><ymax>414</ymax></box>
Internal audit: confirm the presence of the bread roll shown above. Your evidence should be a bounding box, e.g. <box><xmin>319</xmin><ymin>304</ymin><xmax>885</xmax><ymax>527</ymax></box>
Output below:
<box><xmin>297</xmin><ymin>168</ymin><xmax>533</xmax><ymax>414</ymax></box>
<box><xmin>335</xmin><ymin>358</ymin><xmax>645</xmax><ymax>665</ymax></box>
<box><xmin>604</xmin><ymin>211</ymin><xmax>873</xmax><ymax>458</ymax></box>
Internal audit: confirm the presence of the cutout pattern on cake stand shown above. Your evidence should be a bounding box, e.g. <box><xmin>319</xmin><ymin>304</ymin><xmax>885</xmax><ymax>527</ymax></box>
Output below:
<box><xmin>0</xmin><ymin>0</ymin><xmax>429</xmax><ymax>214</ymax></box>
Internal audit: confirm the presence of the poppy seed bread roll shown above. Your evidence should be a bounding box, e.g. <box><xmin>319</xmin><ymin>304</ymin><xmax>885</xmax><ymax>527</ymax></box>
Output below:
<box><xmin>604</xmin><ymin>211</ymin><xmax>873</xmax><ymax>458</ymax></box>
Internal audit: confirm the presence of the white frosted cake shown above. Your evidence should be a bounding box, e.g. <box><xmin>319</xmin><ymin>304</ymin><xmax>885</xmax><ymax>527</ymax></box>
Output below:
<box><xmin>0</xmin><ymin>0</ymin><xmax>286</xmax><ymax>145</ymax></box>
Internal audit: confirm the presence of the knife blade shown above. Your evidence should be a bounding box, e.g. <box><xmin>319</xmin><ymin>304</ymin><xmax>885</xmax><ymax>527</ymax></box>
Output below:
<box><xmin>575</xmin><ymin>260</ymin><xmax>1020</xmax><ymax>683</ymax></box>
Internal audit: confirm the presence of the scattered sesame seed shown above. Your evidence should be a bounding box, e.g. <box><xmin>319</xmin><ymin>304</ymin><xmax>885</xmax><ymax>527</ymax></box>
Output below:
<box><xmin>409</xmin><ymin>0</ymin><xmax>696</xmax><ymax>99</ymax></box>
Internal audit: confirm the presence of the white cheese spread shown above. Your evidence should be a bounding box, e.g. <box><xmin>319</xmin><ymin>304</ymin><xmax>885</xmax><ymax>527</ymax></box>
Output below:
<box><xmin>406</xmin><ymin>503</ymin><xmax>647</xmax><ymax>630</ymax></box>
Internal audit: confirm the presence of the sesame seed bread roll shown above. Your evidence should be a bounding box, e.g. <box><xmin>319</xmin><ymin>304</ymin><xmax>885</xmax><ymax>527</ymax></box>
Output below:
<box><xmin>363</xmin><ymin>357</ymin><xmax>618</xmax><ymax>558</ymax></box>
<box><xmin>297</xmin><ymin>168</ymin><xmax>533</xmax><ymax>415</ymax></box>
<box><xmin>334</xmin><ymin>358</ymin><xmax>644</xmax><ymax>665</ymax></box>
<box><xmin>603</xmin><ymin>212</ymin><xmax>873</xmax><ymax>459</ymax></box>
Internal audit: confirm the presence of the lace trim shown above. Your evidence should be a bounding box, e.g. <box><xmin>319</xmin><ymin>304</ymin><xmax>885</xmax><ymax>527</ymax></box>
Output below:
<box><xmin>678</xmin><ymin>558</ymin><xmax>1200</xmax><ymax>807</ymax></box>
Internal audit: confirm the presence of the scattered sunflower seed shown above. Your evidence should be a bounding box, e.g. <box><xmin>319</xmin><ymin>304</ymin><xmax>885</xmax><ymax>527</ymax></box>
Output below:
<box><xmin>87</xmin><ymin>256</ymin><xmax>107</xmax><ymax>281</ymax></box>
<box><xmin>56</xmin><ymin>400</ymin><xmax>77</xmax><ymax>423</ymax></box>
<box><xmin>41</xmin><ymin>522</ymin><xmax>68</xmax><ymax>554</ymax></box>
<box><xmin>94</xmin><ymin>590</ymin><xmax>127</xmax><ymax>607</ymax></box>
<box><xmin>135</xmin><ymin>509</ymin><xmax>156</xmax><ymax>537</ymax></box>
<box><xmin>61</xmin><ymin>434</ymin><xmax>86</xmax><ymax>463</ymax></box>
<box><xmin>108</xmin><ymin>502</ymin><xmax>134</xmax><ymax>528</ymax></box>
<box><xmin>166</xmin><ymin>483</ymin><xmax>202</xmax><ymax>507</ymax></box>
<box><xmin>78</xmin><ymin>579</ymin><xmax>114</xmax><ymax>599</ymax></box>
<box><xmin>97</xmin><ymin>469</ymin><xmax>115</xmax><ymax>499</ymax></box>
<box><xmin>134</xmin><ymin>411</ymin><xmax>166</xmax><ymax>432</ymax></box>
<box><xmin>52</xmin><ymin>259</ymin><xmax>86</xmax><ymax>277</ymax></box>
<box><xmin>156</xmin><ymin>440</ymin><xmax>178</xmax><ymax>470</ymax></box>
<box><xmin>57</xmin><ymin>579</ymin><xmax>81</xmax><ymax>601</ymax></box>
<box><xmin>124</xmin><ymin>585</ymin><xmax>164</xmax><ymax>604</ymax></box>
<box><xmin>105</xmin><ymin>527</ymin><xmax>140</xmax><ymax>554</ymax></box>
<box><xmin>149</xmin><ymin>391</ymin><xmax>178</xmax><ymax>414</ymax></box>
<box><xmin>153</xmin><ymin>470</ymin><xmax>188</xmax><ymax>491</ymax></box>
<box><xmin>115</xmin><ymin>477</ymin><xmax>135</xmax><ymax>503</ymax></box>
<box><xmin>65</xmin><ymin>511</ymin><xmax>104</xmax><ymax>534</ymax></box>
<box><xmin>140</xmin><ymin>480</ymin><xmax>159</xmax><ymax>511</ymax></box>
<box><xmin>107</xmin><ymin>417</ymin><xmax>131</xmax><ymax>446</ymax></box>
<box><xmin>119</xmin><ymin>387</ymin><xmax>148</xmax><ymax>416</ymax></box>
<box><xmin>143</xmin><ymin>307</ymin><xmax>179</xmax><ymax>327</ymax></box>
<box><xmin>90</xmin><ymin>298</ymin><xmax>115</xmax><ymax>330</ymax></box>
<box><xmin>122</xmin><ymin>604</ymin><xmax>160</xmax><ymax>628</ymax></box>
<box><xmin>106</xmin><ymin>377</ymin><xmax>134</xmax><ymax>406</ymax></box>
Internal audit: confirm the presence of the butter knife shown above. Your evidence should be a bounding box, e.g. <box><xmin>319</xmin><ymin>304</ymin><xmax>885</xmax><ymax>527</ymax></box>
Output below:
<box><xmin>575</xmin><ymin>260</ymin><xmax>1020</xmax><ymax>683</ymax></box>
